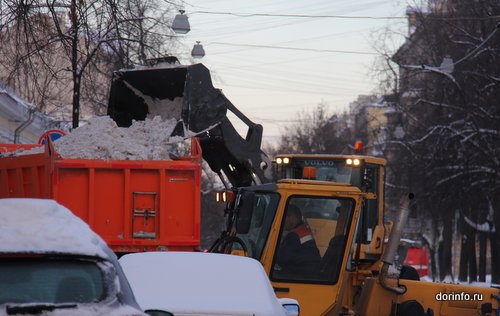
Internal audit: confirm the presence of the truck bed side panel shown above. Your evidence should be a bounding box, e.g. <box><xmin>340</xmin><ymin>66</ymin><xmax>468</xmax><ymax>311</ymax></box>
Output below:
<box><xmin>0</xmin><ymin>141</ymin><xmax>202</xmax><ymax>253</ymax></box>
<box><xmin>164</xmin><ymin>169</ymin><xmax>200</xmax><ymax>243</ymax></box>
<box><xmin>0</xmin><ymin>151</ymin><xmax>51</xmax><ymax>198</ymax></box>
<box><xmin>52</xmin><ymin>159</ymin><xmax>200</xmax><ymax>252</ymax></box>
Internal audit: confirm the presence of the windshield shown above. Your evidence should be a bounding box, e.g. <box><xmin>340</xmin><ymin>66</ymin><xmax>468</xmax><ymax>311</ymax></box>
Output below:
<box><xmin>236</xmin><ymin>192</ymin><xmax>280</xmax><ymax>260</ymax></box>
<box><xmin>0</xmin><ymin>258</ymin><xmax>105</xmax><ymax>304</ymax></box>
<box><xmin>278</xmin><ymin>159</ymin><xmax>381</xmax><ymax>245</ymax></box>
<box><xmin>271</xmin><ymin>196</ymin><xmax>354</xmax><ymax>284</ymax></box>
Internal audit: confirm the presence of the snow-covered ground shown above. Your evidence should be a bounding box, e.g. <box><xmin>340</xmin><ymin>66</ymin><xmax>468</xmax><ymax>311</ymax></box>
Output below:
<box><xmin>421</xmin><ymin>274</ymin><xmax>498</xmax><ymax>288</ymax></box>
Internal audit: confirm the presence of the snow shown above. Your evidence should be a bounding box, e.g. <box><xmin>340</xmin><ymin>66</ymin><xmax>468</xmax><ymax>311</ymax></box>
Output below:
<box><xmin>119</xmin><ymin>252</ymin><xmax>286</xmax><ymax>316</ymax></box>
<box><xmin>9</xmin><ymin>115</ymin><xmax>191</xmax><ymax>160</ymax></box>
<box><xmin>420</xmin><ymin>274</ymin><xmax>500</xmax><ymax>289</ymax></box>
<box><xmin>0</xmin><ymin>199</ymin><xmax>108</xmax><ymax>259</ymax></box>
<box><xmin>119</xmin><ymin>61</ymin><xmax>184</xmax><ymax>72</ymax></box>
<box><xmin>52</xmin><ymin>116</ymin><xmax>187</xmax><ymax>160</ymax></box>
<box><xmin>1</xmin><ymin>305</ymin><xmax>146</xmax><ymax>316</ymax></box>
<box><xmin>122</xmin><ymin>81</ymin><xmax>184</xmax><ymax>121</ymax></box>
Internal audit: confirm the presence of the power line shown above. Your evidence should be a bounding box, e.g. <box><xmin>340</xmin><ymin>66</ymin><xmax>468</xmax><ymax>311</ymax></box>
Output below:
<box><xmin>189</xmin><ymin>10</ymin><xmax>500</xmax><ymax>22</ymax></box>
<box><xmin>209</xmin><ymin>42</ymin><xmax>377</xmax><ymax>55</ymax></box>
<box><xmin>192</xmin><ymin>11</ymin><xmax>407</xmax><ymax>20</ymax></box>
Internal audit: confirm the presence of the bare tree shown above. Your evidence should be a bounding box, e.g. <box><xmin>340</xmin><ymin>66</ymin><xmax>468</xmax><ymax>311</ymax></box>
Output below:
<box><xmin>382</xmin><ymin>0</ymin><xmax>500</xmax><ymax>282</ymax></box>
<box><xmin>107</xmin><ymin>0</ymin><xmax>180</xmax><ymax>67</ymax></box>
<box><xmin>277</xmin><ymin>103</ymin><xmax>354</xmax><ymax>154</ymax></box>
<box><xmin>0</xmin><ymin>0</ymin><xmax>181</xmax><ymax>127</ymax></box>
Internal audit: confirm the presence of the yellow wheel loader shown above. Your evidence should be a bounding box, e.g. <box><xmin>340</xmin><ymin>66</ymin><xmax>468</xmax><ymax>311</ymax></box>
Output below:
<box><xmin>214</xmin><ymin>184</ymin><xmax>499</xmax><ymax>315</ymax></box>
<box><xmin>108</xmin><ymin>58</ymin><xmax>500</xmax><ymax>315</ymax></box>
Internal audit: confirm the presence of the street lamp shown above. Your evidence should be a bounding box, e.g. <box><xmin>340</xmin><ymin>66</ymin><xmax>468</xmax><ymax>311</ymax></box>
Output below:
<box><xmin>393</xmin><ymin>125</ymin><xmax>405</xmax><ymax>139</ymax></box>
<box><xmin>171</xmin><ymin>10</ymin><xmax>205</xmax><ymax>58</ymax></box>
<box><xmin>440</xmin><ymin>56</ymin><xmax>454</xmax><ymax>74</ymax></box>
<box><xmin>172</xmin><ymin>10</ymin><xmax>190</xmax><ymax>34</ymax></box>
<box><xmin>191</xmin><ymin>41</ymin><xmax>205</xmax><ymax>58</ymax></box>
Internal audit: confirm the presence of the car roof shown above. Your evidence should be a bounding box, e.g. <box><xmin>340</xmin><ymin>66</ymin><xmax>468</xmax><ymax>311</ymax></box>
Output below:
<box><xmin>120</xmin><ymin>252</ymin><xmax>285</xmax><ymax>316</ymax></box>
<box><xmin>0</xmin><ymin>198</ymin><xmax>110</xmax><ymax>259</ymax></box>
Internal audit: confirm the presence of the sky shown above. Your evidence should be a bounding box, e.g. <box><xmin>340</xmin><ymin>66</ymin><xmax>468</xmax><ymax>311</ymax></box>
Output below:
<box><xmin>174</xmin><ymin>0</ymin><xmax>410</xmax><ymax>145</ymax></box>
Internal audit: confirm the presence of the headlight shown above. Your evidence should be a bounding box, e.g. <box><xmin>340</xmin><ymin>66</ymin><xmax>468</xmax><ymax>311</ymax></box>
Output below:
<box><xmin>275</xmin><ymin>157</ymin><xmax>290</xmax><ymax>164</ymax></box>
<box><xmin>215</xmin><ymin>191</ymin><xmax>235</xmax><ymax>203</ymax></box>
<box><xmin>346</xmin><ymin>158</ymin><xmax>361</xmax><ymax>166</ymax></box>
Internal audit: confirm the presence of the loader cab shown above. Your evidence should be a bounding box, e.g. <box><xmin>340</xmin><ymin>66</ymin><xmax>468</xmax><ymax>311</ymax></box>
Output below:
<box><xmin>215</xmin><ymin>180</ymin><xmax>365</xmax><ymax>315</ymax></box>
<box><xmin>274</xmin><ymin>154</ymin><xmax>386</xmax><ymax>256</ymax></box>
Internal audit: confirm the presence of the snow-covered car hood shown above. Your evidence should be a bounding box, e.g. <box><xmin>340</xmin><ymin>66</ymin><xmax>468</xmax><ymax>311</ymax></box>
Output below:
<box><xmin>0</xmin><ymin>304</ymin><xmax>144</xmax><ymax>316</ymax></box>
<box><xmin>0</xmin><ymin>199</ymin><xmax>109</xmax><ymax>259</ymax></box>
<box><xmin>120</xmin><ymin>252</ymin><xmax>287</xmax><ymax>316</ymax></box>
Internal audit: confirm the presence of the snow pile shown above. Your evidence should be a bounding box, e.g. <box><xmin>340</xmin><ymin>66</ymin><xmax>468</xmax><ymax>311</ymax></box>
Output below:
<box><xmin>0</xmin><ymin>198</ymin><xmax>108</xmax><ymax>258</ymax></box>
<box><xmin>122</xmin><ymin>81</ymin><xmax>184</xmax><ymax>121</ymax></box>
<box><xmin>5</xmin><ymin>115</ymin><xmax>193</xmax><ymax>160</ymax></box>
<box><xmin>52</xmin><ymin>116</ymin><xmax>188</xmax><ymax>160</ymax></box>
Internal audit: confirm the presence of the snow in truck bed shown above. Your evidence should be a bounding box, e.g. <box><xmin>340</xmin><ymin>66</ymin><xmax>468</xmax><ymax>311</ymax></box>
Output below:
<box><xmin>7</xmin><ymin>115</ymin><xmax>193</xmax><ymax>160</ymax></box>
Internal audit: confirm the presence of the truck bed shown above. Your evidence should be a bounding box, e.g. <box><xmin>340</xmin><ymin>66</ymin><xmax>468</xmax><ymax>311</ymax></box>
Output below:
<box><xmin>0</xmin><ymin>139</ymin><xmax>201</xmax><ymax>253</ymax></box>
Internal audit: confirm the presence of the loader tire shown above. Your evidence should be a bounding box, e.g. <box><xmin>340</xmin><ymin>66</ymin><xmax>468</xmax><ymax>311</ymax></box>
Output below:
<box><xmin>397</xmin><ymin>300</ymin><xmax>425</xmax><ymax>316</ymax></box>
<box><xmin>399</xmin><ymin>265</ymin><xmax>420</xmax><ymax>281</ymax></box>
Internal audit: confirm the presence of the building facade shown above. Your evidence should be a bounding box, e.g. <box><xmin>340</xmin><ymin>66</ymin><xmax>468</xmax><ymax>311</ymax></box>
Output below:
<box><xmin>0</xmin><ymin>82</ymin><xmax>58</xmax><ymax>143</ymax></box>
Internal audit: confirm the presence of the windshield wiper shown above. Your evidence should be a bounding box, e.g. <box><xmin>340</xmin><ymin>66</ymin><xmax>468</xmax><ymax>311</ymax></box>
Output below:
<box><xmin>6</xmin><ymin>303</ymin><xmax>77</xmax><ymax>315</ymax></box>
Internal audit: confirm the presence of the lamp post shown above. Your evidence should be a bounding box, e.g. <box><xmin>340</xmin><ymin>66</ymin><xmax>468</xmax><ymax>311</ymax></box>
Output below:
<box><xmin>191</xmin><ymin>41</ymin><xmax>205</xmax><ymax>58</ymax></box>
<box><xmin>172</xmin><ymin>10</ymin><xmax>190</xmax><ymax>34</ymax></box>
<box><xmin>440</xmin><ymin>56</ymin><xmax>454</xmax><ymax>74</ymax></box>
<box><xmin>172</xmin><ymin>10</ymin><xmax>205</xmax><ymax>59</ymax></box>
<box><xmin>394</xmin><ymin>125</ymin><xmax>405</xmax><ymax>139</ymax></box>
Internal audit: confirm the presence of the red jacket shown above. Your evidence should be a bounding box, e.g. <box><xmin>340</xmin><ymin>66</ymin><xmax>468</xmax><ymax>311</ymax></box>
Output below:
<box><xmin>291</xmin><ymin>224</ymin><xmax>314</xmax><ymax>244</ymax></box>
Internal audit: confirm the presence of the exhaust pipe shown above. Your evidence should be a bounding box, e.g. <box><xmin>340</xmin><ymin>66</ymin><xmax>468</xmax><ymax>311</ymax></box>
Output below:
<box><xmin>379</xmin><ymin>193</ymin><xmax>414</xmax><ymax>294</ymax></box>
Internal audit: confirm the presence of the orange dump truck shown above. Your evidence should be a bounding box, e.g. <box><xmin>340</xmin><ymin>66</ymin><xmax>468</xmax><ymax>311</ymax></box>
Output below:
<box><xmin>0</xmin><ymin>138</ymin><xmax>202</xmax><ymax>254</ymax></box>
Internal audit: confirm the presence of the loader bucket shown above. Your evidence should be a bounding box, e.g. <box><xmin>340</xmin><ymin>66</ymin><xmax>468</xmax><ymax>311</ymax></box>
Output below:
<box><xmin>107</xmin><ymin>60</ymin><xmax>273</xmax><ymax>187</ymax></box>
<box><xmin>107</xmin><ymin>63</ymin><xmax>227</xmax><ymax>133</ymax></box>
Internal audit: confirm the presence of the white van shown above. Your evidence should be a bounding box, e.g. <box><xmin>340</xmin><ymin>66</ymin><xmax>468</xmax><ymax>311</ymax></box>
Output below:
<box><xmin>120</xmin><ymin>252</ymin><xmax>299</xmax><ymax>316</ymax></box>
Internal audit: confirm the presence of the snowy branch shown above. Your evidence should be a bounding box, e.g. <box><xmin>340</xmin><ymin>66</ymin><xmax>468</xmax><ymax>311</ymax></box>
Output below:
<box><xmin>400</xmin><ymin>63</ymin><xmax>459</xmax><ymax>87</ymax></box>
<box><xmin>463</xmin><ymin>216</ymin><xmax>495</xmax><ymax>233</ymax></box>
<box><xmin>415</xmin><ymin>98</ymin><xmax>464</xmax><ymax>112</ymax></box>
<box><xmin>435</xmin><ymin>167</ymin><xmax>496</xmax><ymax>187</ymax></box>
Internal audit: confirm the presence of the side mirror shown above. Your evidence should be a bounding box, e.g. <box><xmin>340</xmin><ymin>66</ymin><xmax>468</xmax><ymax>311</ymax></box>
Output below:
<box><xmin>278</xmin><ymin>298</ymin><xmax>300</xmax><ymax>316</ymax></box>
<box><xmin>235</xmin><ymin>191</ymin><xmax>255</xmax><ymax>234</ymax></box>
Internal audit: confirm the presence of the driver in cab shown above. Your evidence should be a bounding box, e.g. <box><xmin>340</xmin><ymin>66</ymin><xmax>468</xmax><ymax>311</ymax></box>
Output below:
<box><xmin>275</xmin><ymin>204</ymin><xmax>321</xmax><ymax>277</ymax></box>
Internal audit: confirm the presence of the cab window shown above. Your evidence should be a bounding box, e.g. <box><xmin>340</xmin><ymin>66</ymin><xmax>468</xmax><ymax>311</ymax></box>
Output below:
<box><xmin>271</xmin><ymin>196</ymin><xmax>354</xmax><ymax>284</ymax></box>
<box><xmin>236</xmin><ymin>192</ymin><xmax>280</xmax><ymax>260</ymax></box>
